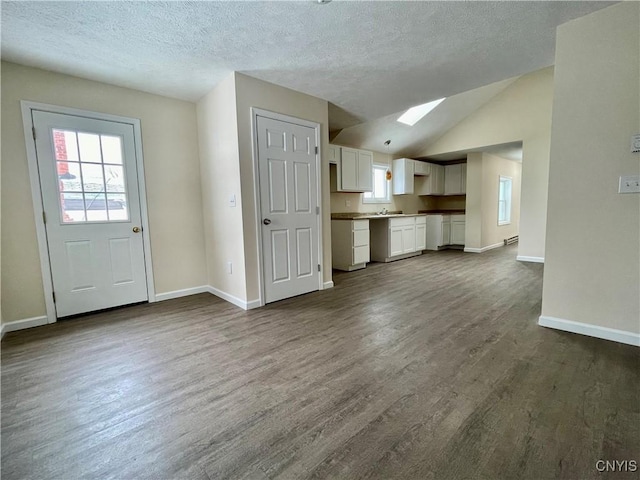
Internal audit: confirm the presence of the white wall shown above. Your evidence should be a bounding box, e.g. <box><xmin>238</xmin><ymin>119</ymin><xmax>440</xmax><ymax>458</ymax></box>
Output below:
<box><xmin>1</xmin><ymin>62</ymin><xmax>207</xmax><ymax>323</ymax></box>
<box><xmin>541</xmin><ymin>2</ymin><xmax>640</xmax><ymax>339</ymax></box>
<box><xmin>196</xmin><ymin>73</ymin><xmax>247</xmax><ymax>302</ymax></box>
<box><xmin>417</xmin><ymin>67</ymin><xmax>553</xmax><ymax>262</ymax></box>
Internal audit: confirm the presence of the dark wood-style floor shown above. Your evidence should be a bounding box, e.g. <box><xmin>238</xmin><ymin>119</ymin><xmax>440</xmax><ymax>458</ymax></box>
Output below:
<box><xmin>2</xmin><ymin>245</ymin><xmax>639</xmax><ymax>480</ymax></box>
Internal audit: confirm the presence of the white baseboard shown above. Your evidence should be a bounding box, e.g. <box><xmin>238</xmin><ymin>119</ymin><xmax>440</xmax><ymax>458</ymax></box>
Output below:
<box><xmin>538</xmin><ymin>315</ymin><xmax>640</xmax><ymax>347</ymax></box>
<box><xmin>207</xmin><ymin>286</ymin><xmax>261</xmax><ymax>310</ymax></box>
<box><xmin>154</xmin><ymin>285</ymin><xmax>261</xmax><ymax>310</ymax></box>
<box><xmin>1</xmin><ymin>315</ymin><xmax>49</xmax><ymax>339</ymax></box>
<box><xmin>517</xmin><ymin>256</ymin><xmax>545</xmax><ymax>263</ymax></box>
<box><xmin>154</xmin><ymin>286</ymin><xmax>209</xmax><ymax>302</ymax></box>
<box><xmin>464</xmin><ymin>242</ymin><xmax>504</xmax><ymax>254</ymax></box>
<box><xmin>245</xmin><ymin>299</ymin><xmax>262</xmax><ymax>310</ymax></box>
<box><xmin>2</xmin><ymin>282</ymin><xmax>328</xmax><ymax>338</ymax></box>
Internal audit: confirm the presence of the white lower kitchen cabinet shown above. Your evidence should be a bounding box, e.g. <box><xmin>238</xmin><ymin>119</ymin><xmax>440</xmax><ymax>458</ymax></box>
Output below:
<box><xmin>331</xmin><ymin>219</ymin><xmax>370</xmax><ymax>271</ymax></box>
<box><xmin>415</xmin><ymin>216</ymin><xmax>427</xmax><ymax>250</ymax></box>
<box><xmin>370</xmin><ymin>215</ymin><xmax>426</xmax><ymax>262</ymax></box>
<box><xmin>441</xmin><ymin>218</ymin><xmax>451</xmax><ymax>246</ymax></box>
<box><xmin>451</xmin><ymin>215</ymin><xmax>466</xmax><ymax>245</ymax></box>
<box><xmin>426</xmin><ymin>215</ymin><xmax>449</xmax><ymax>250</ymax></box>
<box><xmin>389</xmin><ymin>226</ymin><xmax>404</xmax><ymax>257</ymax></box>
<box><xmin>425</xmin><ymin>214</ymin><xmax>465</xmax><ymax>250</ymax></box>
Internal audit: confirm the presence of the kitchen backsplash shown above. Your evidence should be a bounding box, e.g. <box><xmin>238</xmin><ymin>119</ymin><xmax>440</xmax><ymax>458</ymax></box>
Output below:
<box><xmin>330</xmin><ymin>192</ymin><xmax>466</xmax><ymax>214</ymax></box>
<box><xmin>330</xmin><ymin>191</ymin><xmax>428</xmax><ymax>214</ymax></box>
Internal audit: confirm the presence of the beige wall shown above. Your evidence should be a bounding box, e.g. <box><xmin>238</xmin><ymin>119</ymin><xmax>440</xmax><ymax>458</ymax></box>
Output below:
<box><xmin>542</xmin><ymin>2</ymin><xmax>640</xmax><ymax>334</ymax></box>
<box><xmin>196</xmin><ymin>73</ymin><xmax>247</xmax><ymax>301</ymax></box>
<box><xmin>465</xmin><ymin>153</ymin><xmax>484</xmax><ymax>249</ymax></box>
<box><xmin>480</xmin><ymin>153</ymin><xmax>521</xmax><ymax>248</ymax></box>
<box><xmin>1</xmin><ymin>62</ymin><xmax>207</xmax><ymax>323</ymax></box>
<box><xmin>465</xmin><ymin>153</ymin><xmax>521</xmax><ymax>250</ymax></box>
<box><xmin>418</xmin><ymin>67</ymin><xmax>554</xmax><ymax>261</ymax></box>
<box><xmin>233</xmin><ymin>73</ymin><xmax>332</xmax><ymax>301</ymax></box>
<box><xmin>330</xmin><ymin>150</ymin><xmax>428</xmax><ymax>214</ymax></box>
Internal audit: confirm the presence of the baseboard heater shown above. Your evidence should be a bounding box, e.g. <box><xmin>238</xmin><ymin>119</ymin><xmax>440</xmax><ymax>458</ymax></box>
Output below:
<box><xmin>504</xmin><ymin>235</ymin><xmax>519</xmax><ymax>245</ymax></box>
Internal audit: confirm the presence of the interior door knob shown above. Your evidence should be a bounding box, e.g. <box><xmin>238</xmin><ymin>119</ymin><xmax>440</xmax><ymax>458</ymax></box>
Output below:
<box><xmin>263</xmin><ymin>219</ymin><xmax>271</xmax><ymax>225</ymax></box>
<box><xmin>132</xmin><ymin>226</ymin><xmax>141</xmax><ymax>233</ymax></box>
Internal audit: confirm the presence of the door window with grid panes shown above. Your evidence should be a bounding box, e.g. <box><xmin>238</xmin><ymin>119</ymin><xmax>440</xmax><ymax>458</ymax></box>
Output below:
<box><xmin>53</xmin><ymin>129</ymin><xmax>129</xmax><ymax>223</ymax></box>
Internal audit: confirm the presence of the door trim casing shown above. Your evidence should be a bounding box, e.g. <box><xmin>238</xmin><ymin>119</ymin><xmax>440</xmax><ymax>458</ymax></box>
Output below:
<box><xmin>250</xmin><ymin>107</ymin><xmax>323</xmax><ymax>307</ymax></box>
<box><xmin>20</xmin><ymin>101</ymin><xmax>156</xmax><ymax>324</ymax></box>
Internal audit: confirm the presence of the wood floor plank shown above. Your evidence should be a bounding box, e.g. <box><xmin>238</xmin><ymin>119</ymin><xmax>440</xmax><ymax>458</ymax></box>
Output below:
<box><xmin>2</xmin><ymin>245</ymin><xmax>638</xmax><ymax>479</ymax></box>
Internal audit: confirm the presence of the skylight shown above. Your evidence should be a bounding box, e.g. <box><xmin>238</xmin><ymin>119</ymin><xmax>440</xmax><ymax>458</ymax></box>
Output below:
<box><xmin>397</xmin><ymin>98</ymin><xmax>446</xmax><ymax>126</ymax></box>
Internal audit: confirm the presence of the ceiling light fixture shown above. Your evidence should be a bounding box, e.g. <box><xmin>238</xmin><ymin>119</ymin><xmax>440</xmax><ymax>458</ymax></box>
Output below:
<box><xmin>384</xmin><ymin>140</ymin><xmax>392</xmax><ymax>180</ymax></box>
<box><xmin>316</xmin><ymin>0</ymin><xmax>332</xmax><ymax>4</ymax></box>
<box><xmin>397</xmin><ymin>98</ymin><xmax>446</xmax><ymax>126</ymax></box>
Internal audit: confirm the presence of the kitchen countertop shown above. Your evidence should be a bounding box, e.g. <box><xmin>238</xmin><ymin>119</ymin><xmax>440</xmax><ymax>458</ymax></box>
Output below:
<box><xmin>418</xmin><ymin>209</ymin><xmax>466</xmax><ymax>215</ymax></box>
<box><xmin>331</xmin><ymin>212</ymin><xmax>427</xmax><ymax>220</ymax></box>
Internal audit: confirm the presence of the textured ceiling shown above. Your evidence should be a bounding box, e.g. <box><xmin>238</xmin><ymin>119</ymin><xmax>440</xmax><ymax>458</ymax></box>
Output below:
<box><xmin>2</xmin><ymin>1</ymin><xmax>616</xmax><ymax>132</ymax></box>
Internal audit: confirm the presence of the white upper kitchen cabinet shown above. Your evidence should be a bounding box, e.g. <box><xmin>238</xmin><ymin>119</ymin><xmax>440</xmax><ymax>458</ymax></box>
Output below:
<box><xmin>416</xmin><ymin>163</ymin><xmax>444</xmax><ymax>195</ymax></box>
<box><xmin>444</xmin><ymin>163</ymin><xmax>467</xmax><ymax>195</ymax></box>
<box><xmin>327</xmin><ymin>144</ymin><xmax>341</xmax><ymax>164</ymax></box>
<box><xmin>392</xmin><ymin>158</ymin><xmax>415</xmax><ymax>195</ymax></box>
<box><xmin>394</xmin><ymin>158</ymin><xmax>432</xmax><ymax>195</ymax></box>
<box><xmin>414</xmin><ymin>161</ymin><xmax>431</xmax><ymax>176</ymax></box>
<box><xmin>337</xmin><ymin>147</ymin><xmax>373</xmax><ymax>192</ymax></box>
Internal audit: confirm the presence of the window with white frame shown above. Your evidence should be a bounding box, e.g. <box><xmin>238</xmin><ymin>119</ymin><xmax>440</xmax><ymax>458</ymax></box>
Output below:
<box><xmin>363</xmin><ymin>164</ymin><xmax>391</xmax><ymax>204</ymax></box>
<box><xmin>498</xmin><ymin>176</ymin><xmax>512</xmax><ymax>225</ymax></box>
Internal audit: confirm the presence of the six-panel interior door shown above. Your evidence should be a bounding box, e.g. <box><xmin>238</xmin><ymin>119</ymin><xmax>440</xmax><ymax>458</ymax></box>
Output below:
<box><xmin>257</xmin><ymin>115</ymin><xmax>319</xmax><ymax>303</ymax></box>
<box><xmin>32</xmin><ymin>110</ymin><xmax>148</xmax><ymax>317</ymax></box>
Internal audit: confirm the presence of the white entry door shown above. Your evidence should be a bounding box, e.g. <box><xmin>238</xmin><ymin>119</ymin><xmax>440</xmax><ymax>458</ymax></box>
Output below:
<box><xmin>31</xmin><ymin>110</ymin><xmax>148</xmax><ymax>317</ymax></box>
<box><xmin>256</xmin><ymin>115</ymin><xmax>320</xmax><ymax>303</ymax></box>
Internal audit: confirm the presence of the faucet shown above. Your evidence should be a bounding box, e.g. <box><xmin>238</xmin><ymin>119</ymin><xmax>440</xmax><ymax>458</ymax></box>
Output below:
<box><xmin>380</xmin><ymin>207</ymin><xmax>388</xmax><ymax>215</ymax></box>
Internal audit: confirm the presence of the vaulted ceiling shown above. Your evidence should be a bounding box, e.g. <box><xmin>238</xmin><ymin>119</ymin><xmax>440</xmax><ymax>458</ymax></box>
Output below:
<box><xmin>2</xmin><ymin>1</ymin><xmax>616</xmax><ymax>146</ymax></box>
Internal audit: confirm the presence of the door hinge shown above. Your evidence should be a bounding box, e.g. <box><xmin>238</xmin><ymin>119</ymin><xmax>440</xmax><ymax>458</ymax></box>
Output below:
<box><xmin>318</xmin><ymin>264</ymin><xmax>321</xmax><ymax>272</ymax></box>
<box><xmin>316</xmin><ymin>206</ymin><xmax>320</xmax><ymax>215</ymax></box>
<box><xmin>315</xmin><ymin>146</ymin><xmax>318</xmax><ymax>155</ymax></box>
<box><xmin>52</xmin><ymin>291</ymin><xmax>56</xmax><ymax>303</ymax></box>
<box><xmin>32</xmin><ymin>126</ymin><xmax>36</xmax><ymax>140</ymax></box>
<box><xmin>42</xmin><ymin>211</ymin><xmax>47</xmax><ymax>224</ymax></box>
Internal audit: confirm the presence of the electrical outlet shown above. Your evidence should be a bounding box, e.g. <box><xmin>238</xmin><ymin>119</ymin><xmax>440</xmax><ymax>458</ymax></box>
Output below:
<box><xmin>228</xmin><ymin>194</ymin><xmax>236</xmax><ymax>207</ymax></box>
<box><xmin>619</xmin><ymin>175</ymin><xmax>640</xmax><ymax>193</ymax></box>
<box><xmin>227</xmin><ymin>261</ymin><xmax>233</xmax><ymax>274</ymax></box>
<box><xmin>345</xmin><ymin>200</ymin><xmax>351</xmax><ymax>207</ymax></box>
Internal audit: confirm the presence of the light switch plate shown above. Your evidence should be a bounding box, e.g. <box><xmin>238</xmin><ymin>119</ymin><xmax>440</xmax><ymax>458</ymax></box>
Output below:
<box><xmin>632</xmin><ymin>134</ymin><xmax>640</xmax><ymax>153</ymax></box>
<box><xmin>229</xmin><ymin>194</ymin><xmax>236</xmax><ymax>207</ymax></box>
<box><xmin>619</xmin><ymin>175</ymin><xmax>640</xmax><ymax>193</ymax></box>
